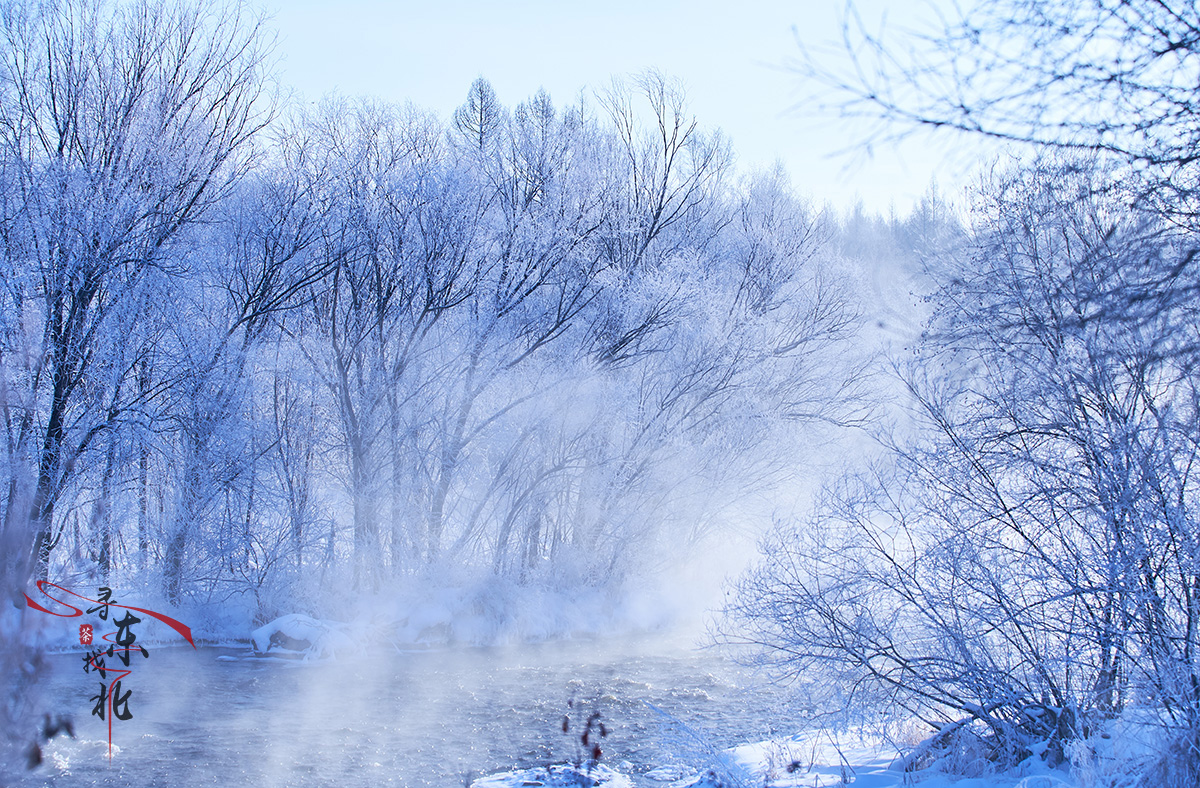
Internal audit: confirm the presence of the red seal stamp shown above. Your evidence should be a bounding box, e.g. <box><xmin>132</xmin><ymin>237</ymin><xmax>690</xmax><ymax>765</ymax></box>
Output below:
<box><xmin>79</xmin><ymin>623</ymin><xmax>93</xmax><ymax>645</ymax></box>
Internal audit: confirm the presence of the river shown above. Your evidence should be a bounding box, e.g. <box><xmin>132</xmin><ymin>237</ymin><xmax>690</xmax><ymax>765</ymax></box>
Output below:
<box><xmin>13</xmin><ymin>635</ymin><xmax>809</xmax><ymax>787</ymax></box>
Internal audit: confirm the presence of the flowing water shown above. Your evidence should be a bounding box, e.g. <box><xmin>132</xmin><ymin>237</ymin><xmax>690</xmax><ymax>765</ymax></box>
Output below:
<box><xmin>14</xmin><ymin>635</ymin><xmax>809</xmax><ymax>787</ymax></box>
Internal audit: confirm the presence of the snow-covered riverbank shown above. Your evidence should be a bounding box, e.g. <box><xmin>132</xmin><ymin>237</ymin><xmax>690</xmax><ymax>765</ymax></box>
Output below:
<box><xmin>468</xmin><ymin>729</ymin><xmax>1080</xmax><ymax>788</ymax></box>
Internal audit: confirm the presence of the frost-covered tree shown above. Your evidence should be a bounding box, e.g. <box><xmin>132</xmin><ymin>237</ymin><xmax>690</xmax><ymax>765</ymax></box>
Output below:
<box><xmin>0</xmin><ymin>0</ymin><xmax>273</xmax><ymax>584</ymax></box>
<box><xmin>816</xmin><ymin>2</ymin><xmax>1198</xmax><ymax>162</ymax></box>
<box><xmin>725</xmin><ymin>158</ymin><xmax>1200</xmax><ymax>784</ymax></box>
<box><xmin>157</xmin><ymin>157</ymin><xmax>327</xmax><ymax>604</ymax></box>
<box><xmin>453</xmin><ymin>77</ymin><xmax>505</xmax><ymax>152</ymax></box>
<box><xmin>0</xmin><ymin>0</ymin><xmax>272</xmax><ymax>768</ymax></box>
<box><xmin>0</xmin><ymin>45</ymin><xmax>868</xmax><ymax>665</ymax></box>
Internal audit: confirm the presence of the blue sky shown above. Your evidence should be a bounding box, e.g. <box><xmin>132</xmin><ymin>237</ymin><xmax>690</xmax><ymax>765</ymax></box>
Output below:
<box><xmin>267</xmin><ymin>1</ymin><xmax>974</xmax><ymax>214</ymax></box>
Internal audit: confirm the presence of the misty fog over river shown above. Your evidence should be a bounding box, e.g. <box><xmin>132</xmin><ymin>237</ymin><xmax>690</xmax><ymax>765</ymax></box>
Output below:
<box><xmin>16</xmin><ymin>637</ymin><xmax>810</xmax><ymax>787</ymax></box>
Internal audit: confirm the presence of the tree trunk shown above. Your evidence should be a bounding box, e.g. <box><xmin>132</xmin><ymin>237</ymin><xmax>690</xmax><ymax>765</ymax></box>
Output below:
<box><xmin>94</xmin><ymin>436</ymin><xmax>118</xmax><ymax>580</ymax></box>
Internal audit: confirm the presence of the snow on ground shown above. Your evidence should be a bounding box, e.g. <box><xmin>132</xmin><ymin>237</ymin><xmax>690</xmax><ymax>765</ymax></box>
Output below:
<box><xmin>472</xmin><ymin>763</ymin><xmax>633</xmax><ymax>788</ymax></box>
<box><xmin>724</xmin><ymin>732</ymin><xmax>897</xmax><ymax>787</ymax></box>
<box><xmin>715</xmin><ymin>731</ymin><xmax>1078</xmax><ymax>788</ymax></box>
<box><xmin>465</xmin><ymin>732</ymin><xmax>1080</xmax><ymax>788</ymax></box>
<box><xmin>643</xmin><ymin>765</ymin><xmax>692</xmax><ymax>781</ymax></box>
<box><xmin>249</xmin><ymin>613</ymin><xmax>355</xmax><ymax>659</ymax></box>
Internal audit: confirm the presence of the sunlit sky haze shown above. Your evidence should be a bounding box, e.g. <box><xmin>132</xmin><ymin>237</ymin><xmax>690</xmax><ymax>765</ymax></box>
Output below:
<box><xmin>269</xmin><ymin>0</ymin><xmax>976</xmax><ymax>216</ymax></box>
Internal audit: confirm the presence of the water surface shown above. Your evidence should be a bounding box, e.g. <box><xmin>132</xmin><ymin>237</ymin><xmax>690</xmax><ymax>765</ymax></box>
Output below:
<box><xmin>16</xmin><ymin>636</ymin><xmax>805</xmax><ymax>787</ymax></box>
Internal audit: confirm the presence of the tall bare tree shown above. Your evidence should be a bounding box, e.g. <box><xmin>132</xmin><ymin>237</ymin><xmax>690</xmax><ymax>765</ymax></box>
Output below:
<box><xmin>0</xmin><ymin>0</ymin><xmax>273</xmax><ymax>768</ymax></box>
<box><xmin>0</xmin><ymin>0</ymin><xmax>273</xmax><ymax>585</ymax></box>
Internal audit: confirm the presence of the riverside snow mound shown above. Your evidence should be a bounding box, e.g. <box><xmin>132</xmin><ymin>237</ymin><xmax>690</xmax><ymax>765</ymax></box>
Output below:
<box><xmin>250</xmin><ymin>614</ymin><xmax>354</xmax><ymax>659</ymax></box>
